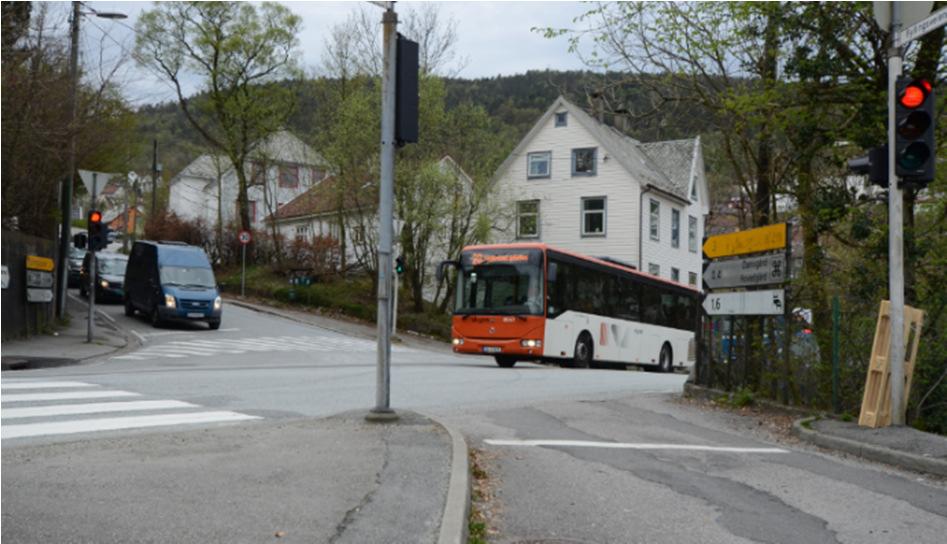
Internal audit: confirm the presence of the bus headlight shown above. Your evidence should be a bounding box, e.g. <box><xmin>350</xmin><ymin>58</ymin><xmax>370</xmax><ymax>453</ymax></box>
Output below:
<box><xmin>100</xmin><ymin>280</ymin><xmax>109</xmax><ymax>289</ymax></box>
<box><xmin>214</xmin><ymin>296</ymin><xmax>222</xmax><ymax>310</ymax></box>
<box><xmin>165</xmin><ymin>294</ymin><xmax>176</xmax><ymax>309</ymax></box>
<box><xmin>521</xmin><ymin>339</ymin><xmax>542</xmax><ymax>348</ymax></box>
<box><xmin>452</xmin><ymin>338</ymin><xmax>464</xmax><ymax>346</ymax></box>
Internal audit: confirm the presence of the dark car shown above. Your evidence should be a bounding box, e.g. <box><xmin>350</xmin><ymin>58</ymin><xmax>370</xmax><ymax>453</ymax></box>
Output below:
<box><xmin>67</xmin><ymin>247</ymin><xmax>85</xmax><ymax>287</ymax></box>
<box><xmin>124</xmin><ymin>241</ymin><xmax>221</xmax><ymax>330</ymax></box>
<box><xmin>80</xmin><ymin>252</ymin><xmax>129</xmax><ymax>302</ymax></box>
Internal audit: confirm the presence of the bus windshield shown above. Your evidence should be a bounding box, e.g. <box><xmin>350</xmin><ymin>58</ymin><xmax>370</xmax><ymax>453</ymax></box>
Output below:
<box><xmin>454</xmin><ymin>250</ymin><xmax>543</xmax><ymax>316</ymax></box>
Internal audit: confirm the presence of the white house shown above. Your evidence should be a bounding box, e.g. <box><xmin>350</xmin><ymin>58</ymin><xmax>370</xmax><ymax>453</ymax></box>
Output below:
<box><xmin>168</xmin><ymin>130</ymin><xmax>326</xmax><ymax>231</ymax></box>
<box><xmin>490</xmin><ymin>95</ymin><xmax>710</xmax><ymax>288</ymax></box>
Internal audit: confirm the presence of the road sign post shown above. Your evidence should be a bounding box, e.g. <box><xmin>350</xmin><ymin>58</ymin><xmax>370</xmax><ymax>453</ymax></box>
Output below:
<box><xmin>238</xmin><ymin>230</ymin><xmax>251</xmax><ymax>298</ymax></box>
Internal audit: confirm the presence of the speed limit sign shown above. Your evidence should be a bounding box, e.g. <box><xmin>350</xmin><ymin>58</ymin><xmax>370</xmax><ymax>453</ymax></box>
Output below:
<box><xmin>238</xmin><ymin>230</ymin><xmax>252</xmax><ymax>245</ymax></box>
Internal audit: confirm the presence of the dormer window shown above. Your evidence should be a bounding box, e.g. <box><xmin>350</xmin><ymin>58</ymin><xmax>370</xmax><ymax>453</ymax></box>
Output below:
<box><xmin>690</xmin><ymin>178</ymin><xmax>698</xmax><ymax>201</ymax></box>
<box><xmin>555</xmin><ymin>112</ymin><xmax>568</xmax><ymax>127</ymax></box>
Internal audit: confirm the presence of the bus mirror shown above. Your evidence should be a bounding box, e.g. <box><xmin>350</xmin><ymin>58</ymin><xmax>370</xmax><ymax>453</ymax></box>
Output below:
<box><xmin>437</xmin><ymin>260</ymin><xmax>459</xmax><ymax>282</ymax></box>
<box><xmin>548</xmin><ymin>262</ymin><xmax>558</xmax><ymax>282</ymax></box>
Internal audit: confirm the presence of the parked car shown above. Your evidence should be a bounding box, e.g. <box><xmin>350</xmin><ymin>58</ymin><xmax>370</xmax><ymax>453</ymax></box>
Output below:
<box><xmin>67</xmin><ymin>247</ymin><xmax>85</xmax><ymax>288</ymax></box>
<box><xmin>79</xmin><ymin>252</ymin><xmax>128</xmax><ymax>302</ymax></box>
<box><xmin>124</xmin><ymin>241</ymin><xmax>222</xmax><ymax>329</ymax></box>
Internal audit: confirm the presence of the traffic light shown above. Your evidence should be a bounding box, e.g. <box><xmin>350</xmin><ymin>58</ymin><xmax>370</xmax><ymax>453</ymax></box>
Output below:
<box><xmin>88</xmin><ymin>210</ymin><xmax>107</xmax><ymax>251</ymax></box>
<box><xmin>395</xmin><ymin>255</ymin><xmax>406</xmax><ymax>275</ymax></box>
<box><xmin>895</xmin><ymin>77</ymin><xmax>935</xmax><ymax>185</ymax></box>
<box><xmin>395</xmin><ymin>34</ymin><xmax>419</xmax><ymax>145</ymax></box>
<box><xmin>848</xmin><ymin>145</ymin><xmax>888</xmax><ymax>187</ymax></box>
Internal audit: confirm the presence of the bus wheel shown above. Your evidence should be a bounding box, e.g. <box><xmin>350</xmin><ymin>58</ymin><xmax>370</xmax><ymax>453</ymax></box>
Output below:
<box><xmin>494</xmin><ymin>356</ymin><xmax>517</xmax><ymax>368</ymax></box>
<box><xmin>573</xmin><ymin>333</ymin><xmax>592</xmax><ymax>369</ymax></box>
<box><xmin>659</xmin><ymin>343</ymin><xmax>673</xmax><ymax>373</ymax></box>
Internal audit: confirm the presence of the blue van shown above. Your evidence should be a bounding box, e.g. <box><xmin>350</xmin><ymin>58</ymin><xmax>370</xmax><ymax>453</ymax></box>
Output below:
<box><xmin>124</xmin><ymin>241</ymin><xmax>222</xmax><ymax>329</ymax></box>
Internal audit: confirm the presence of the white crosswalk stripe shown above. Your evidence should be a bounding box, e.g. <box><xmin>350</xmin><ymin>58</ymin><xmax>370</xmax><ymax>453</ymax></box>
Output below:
<box><xmin>1</xmin><ymin>380</ymin><xmax>259</xmax><ymax>441</ymax></box>
<box><xmin>112</xmin><ymin>334</ymin><xmax>413</xmax><ymax>361</ymax></box>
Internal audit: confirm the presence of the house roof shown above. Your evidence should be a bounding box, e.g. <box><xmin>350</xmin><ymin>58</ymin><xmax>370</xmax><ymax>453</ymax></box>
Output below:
<box><xmin>174</xmin><ymin>154</ymin><xmax>232</xmax><ymax>182</ymax></box>
<box><xmin>268</xmin><ymin>176</ymin><xmax>376</xmax><ymax>222</ymax></box>
<box><xmin>493</xmin><ymin>95</ymin><xmax>699</xmax><ymax>202</ymax></box>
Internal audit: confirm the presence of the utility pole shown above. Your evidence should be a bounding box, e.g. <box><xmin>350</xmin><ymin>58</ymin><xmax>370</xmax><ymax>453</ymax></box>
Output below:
<box><xmin>887</xmin><ymin>1</ymin><xmax>906</xmax><ymax>425</ymax></box>
<box><xmin>57</xmin><ymin>1</ymin><xmax>81</xmax><ymax>319</ymax></box>
<box><xmin>87</xmin><ymin>173</ymin><xmax>98</xmax><ymax>343</ymax></box>
<box><xmin>151</xmin><ymin>139</ymin><xmax>159</xmax><ymax>218</ymax></box>
<box><xmin>368</xmin><ymin>2</ymin><xmax>398</xmax><ymax>421</ymax></box>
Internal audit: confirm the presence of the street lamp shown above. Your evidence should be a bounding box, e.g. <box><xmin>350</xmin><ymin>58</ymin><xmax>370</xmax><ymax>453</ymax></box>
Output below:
<box><xmin>57</xmin><ymin>2</ymin><xmax>127</xmax><ymax>318</ymax></box>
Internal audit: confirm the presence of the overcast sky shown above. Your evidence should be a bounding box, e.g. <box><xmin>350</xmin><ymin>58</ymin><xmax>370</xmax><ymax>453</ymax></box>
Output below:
<box><xmin>49</xmin><ymin>1</ymin><xmax>596</xmax><ymax>107</ymax></box>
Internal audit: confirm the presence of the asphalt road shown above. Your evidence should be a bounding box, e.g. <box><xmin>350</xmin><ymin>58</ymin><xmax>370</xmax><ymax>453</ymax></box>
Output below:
<box><xmin>5</xmin><ymin>295</ymin><xmax>946</xmax><ymax>544</ymax></box>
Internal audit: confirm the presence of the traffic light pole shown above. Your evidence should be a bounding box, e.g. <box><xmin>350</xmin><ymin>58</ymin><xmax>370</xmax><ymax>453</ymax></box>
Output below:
<box><xmin>87</xmin><ymin>173</ymin><xmax>98</xmax><ymax>343</ymax></box>
<box><xmin>368</xmin><ymin>3</ymin><xmax>398</xmax><ymax>421</ymax></box>
<box><xmin>887</xmin><ymin>2</ymin><xmax>906</xmax><ymax>426</ymax></box>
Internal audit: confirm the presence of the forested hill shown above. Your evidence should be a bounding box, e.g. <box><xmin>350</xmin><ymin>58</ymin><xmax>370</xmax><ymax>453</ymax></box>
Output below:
<box><xmin>134</xmin><ymin>70</ymin><xmax>710</xmax><ymax>178</ymax></box>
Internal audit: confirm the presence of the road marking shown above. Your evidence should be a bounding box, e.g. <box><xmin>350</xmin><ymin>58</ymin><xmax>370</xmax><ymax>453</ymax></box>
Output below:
<box><xmin>1</xmin><ymin>400</ymin><xmax>198</xmax><ymax>419</ymax></box>
<box><xmin>111</xmin><ymin>334</ymin><xmax>414</xmax><ymax>361</ymax></box>
<box><xmin>1</xmin><ymin>411</ymin><xmax>260</xmax><ymax>439</ymax></box>
<box><xmin>484</xmin><ymin>439</ymin><xmax>788</xmax><ymax>454</ymax></box>
<box><xmin>2</xmin><ymin>381</ymin><xmax>98</xmax><ymax>390</ymax></box>
<box><xmin>131</xmin><ymin>330</ymin><xmax>147</xmax><ymax>343</ymax></box>
<box><xmin>2</xmin><ymin>391</ymin><xmax>141</xmax><ymax>403</ymax></box>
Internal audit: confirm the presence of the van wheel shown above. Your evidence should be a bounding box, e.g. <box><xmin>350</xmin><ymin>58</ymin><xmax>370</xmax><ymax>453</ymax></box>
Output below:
<box><xmin>659</xmin><ymin>343</ymin><xmax>673</xmax><ymax>373</ymax></box>
<box><xmin>124</xmin><ymin>299</ymin><xmax>135</xmax><ymax>317</ymax></box>
<box><xmin>208</xmin><ymin>319</ymin><xmax>221</xmax><ymax>330</ymax></box>
<box><xmin>150</xmin><ymin>306</ymin><xmax>162</xmax><ymax>328</ymax></box>
<box><xmin>573</xmin><ymin>332</ymin><xmax>592</xmax><ymax>369</ymax></box>
<box><xmin>494</xmin><ymin>356</ymin><xmax>516</xmax><ymax>368</ymax></box>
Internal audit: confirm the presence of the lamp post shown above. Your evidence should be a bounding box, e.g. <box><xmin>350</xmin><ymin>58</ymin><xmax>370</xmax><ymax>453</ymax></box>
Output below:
<box><xmin>56</xmin><ymin>1</ymin><xmax>127</xmax><ymax>319</ymax></box>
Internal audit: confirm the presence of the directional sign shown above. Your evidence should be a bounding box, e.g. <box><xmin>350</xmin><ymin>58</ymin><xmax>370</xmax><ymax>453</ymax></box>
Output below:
<box><xmin>895</xmin><ymin>6</ymin><xmax>946</xmax><ymax>47</ymax></box>
<box><xmin>27</xmin><ymin>288</ymin><xmax>54</xmax><ymax>303</ymax></box>
<box><xmin>703</xmin><ymin>254</ymin><xmax>786</xmax><ymax>290</ymax></box>
<box><xmin>702</xmin><ymin>223</ymin><xmax>787</xmax><ymax>259</ymax></box>
<box><xmin>26</xmin><ymin>255</ymin><xmax>54</xmax><ymax>272</ymax></box>
<box><xmin>238</xmin><ymin>230</ymin><xmax>252</xmax><ymax>245</ymax></box>
<box><xmin>703</xmin><ymin>289</ymin><xmax>785</xmax><ymax>316</ymax></box>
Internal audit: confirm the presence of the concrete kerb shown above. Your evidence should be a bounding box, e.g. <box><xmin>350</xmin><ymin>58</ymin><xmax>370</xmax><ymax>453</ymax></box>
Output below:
<box><xmin>425</xmin><ymin>413</ymin><xmax>471</xmax><ymax>544</ymax></box>
<box><xmin>792</xmin><ymin>417</ymin><xmax>947</xmax><ymax>477</ymax></box>
<box><xmin>225</xmin><ymin>297</ymin><xmax>375</xmax><ymax>341</ymax></box>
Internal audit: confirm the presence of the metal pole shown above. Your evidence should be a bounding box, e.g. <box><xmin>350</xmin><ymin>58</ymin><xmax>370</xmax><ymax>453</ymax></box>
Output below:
<box><xmin>58</xmin><ymin>2</ymin><xmax>81</xmax><ymax>319</ymax></box>
<box><xmin>832</xmin><ymin>295</ymin><xmax>841</xmax><ymax>414</ymax></box>
<box><xmin>369</xmin><ymin>4</ymin><xmax>398</xmax><ymax>419</ymax></box>
<box><xmin>782</xmin><ymin>223</ymin><xmax>792</xmax><ymax>405</ymax></box>
<box><xmin>151</xmin><ymin>140</ymin><xmax>158</xmax><ymax>218</ymax></box>
<box><xmin>888</xmin><ymin>1</ymin><xmax>906</xmax><ymax>425</ymax></box>
<box><xmin>87</xmin><ymin>173</ymin><xmax>97</xmax><ymax>343</ymax></box>
<box><xmin>241</xmin><ymin>243</ymin><xmax>246</xmax><ymax>297</ymax></box>
<box><xmin>392</xmin><ymin>271</ymin><xmax>399</xmax><ymax>336</ymax></box>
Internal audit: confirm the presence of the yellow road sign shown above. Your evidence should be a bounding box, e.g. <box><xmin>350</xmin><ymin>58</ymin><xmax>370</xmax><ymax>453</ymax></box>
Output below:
<box><xmin>26</xmin><ymin>255</ymin><xmax>55</xmax><ymax>271</ymax></box>
<box><xmin>703</xmin><ymin>223</ymin><xmax>787</xmax><ymax>259</ymax></box>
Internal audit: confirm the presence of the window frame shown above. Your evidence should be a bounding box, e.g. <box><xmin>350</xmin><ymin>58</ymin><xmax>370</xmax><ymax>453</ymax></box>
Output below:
<box><xmin>648</xmin><ymin>263</ymin><xmax>660</xmax><ymax>276</ymax></box>
<box><xmin>580</xmin><ymin>196</ymin><xmax>607</xmax><ymax>237</ymax></box>
<box><xmin>555</xmin><ymin>112</ymin><xmax>568</xmax><ymax>127</ymax></box>
<box><xmin>649</xmin><ymin>199</ymin><xmax>660</xmax><ymax>241</ymax></box>
<box><xmin>688</xmin><ymin>215</ymin><xmax>698</xmax><ymax>253</ymax></box>
<box><xmin>571</xmin><ymin>147</ymin><xmax>597</xmax><ymax>176</ymax></box>
<box><xmin>279</xmin><ymin>164</ymin><xmax>300</xmax><ymax>188</ymax></box>
<box><xmin>516</xmin><ymin>200</ymin><xmax>540</xmax><ymax>239</ymax></box>
<box><xmin>671</xmin><ymin>267</ymin><xmax>680</xmax><ymax>282</ymax></box>
<box><xmin>526</xmin><ymin>151</ymin><xmax>552</xmax><ymax>179</ymax></box>
<box><xmin>671</xmin><ymin>208</ymin><xmax>681</xmax><ymax>249</ymax></box>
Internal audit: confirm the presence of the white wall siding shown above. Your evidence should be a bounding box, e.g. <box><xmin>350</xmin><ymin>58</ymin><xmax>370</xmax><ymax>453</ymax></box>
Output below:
<box><xmin>493</xmin><ymin>110</ymin><xmax>642</xmax><ymax>265</ymax></box>
<box><xmin>639</xmin><ymin>192</ymin><xmax>703</xmax><ymax>288</ymax></box>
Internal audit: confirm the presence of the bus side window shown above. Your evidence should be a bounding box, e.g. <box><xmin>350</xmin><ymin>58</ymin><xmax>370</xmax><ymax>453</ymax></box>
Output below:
<box><xmin>641</xmin><ymin>288</ymin><xmax>660</xmax><ymax>325</ymax></box>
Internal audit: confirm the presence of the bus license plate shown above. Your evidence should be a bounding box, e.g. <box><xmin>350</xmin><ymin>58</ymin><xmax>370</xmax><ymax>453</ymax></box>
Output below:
<box><xmin>482</xmin><ymin>346</ymin><xmax>501</xmax><ymax>354</ymax></box>
<box><xmin>187</xmin><ymin>312</ymin><xmax>204</xmax><ymax>319</ymax></box>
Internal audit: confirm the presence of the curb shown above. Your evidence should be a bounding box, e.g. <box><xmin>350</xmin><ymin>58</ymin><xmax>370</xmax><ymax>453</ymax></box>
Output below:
<box><xmin>426</xmin><ymin>414</ymin><xmax>470</xmax><ymax>544</ymax></box>
<box><xmin>225</xmin><ymin>297</ymin><xmax>376</xmax><ymax>341</ymax></box>
<box><xmin>792</xmin><ymin>418</ymin><xmax>947</xmax><ymax>477</ymax></box>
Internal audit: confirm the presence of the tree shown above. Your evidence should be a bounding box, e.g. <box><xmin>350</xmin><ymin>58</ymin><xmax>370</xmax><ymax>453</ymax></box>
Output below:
<box><xmin>134</xmin><ymin>2</ymin><xmax>303</xmax><ymax>232</ymax></box>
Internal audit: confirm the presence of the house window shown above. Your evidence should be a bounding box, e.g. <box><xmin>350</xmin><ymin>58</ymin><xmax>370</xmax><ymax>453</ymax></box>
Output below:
<box><xmin>581</xmin><ymin>197</ymin><xmax>606</xmax><ymax>237</ymax></box>
<box><xmin>649</xmin><ymin>199</ymin><xmax>660</xmax><ymax>241</ymax></box>
<box><xmin>648</xmin><ymin>263</ymin><xmax>660</xmax><ymax>276</ymax></box>
<box><xmin>671</xmin><ymin>267</ymin><xmax>680</xmax><ymax>282</ymax></box>
<box><xmin>279</xmin><ymin>164</ymin><xmax>299</xmax><ymax>188</ymax></box>
<box><xmin>251</xmin><ymin>161</ymin><xmax>266</xmax><ymax>183</ymax></box>
<box><xmin>354</xmin><ymin>225</ymin><xmax>365</xmax><ymax>243</ymax></box>
<box><xmin>671</xmin><ymin>209</ymin><xmax>681</xmax><ymax>248</ymax></box>
<box><xmin>295</xmin><ymin>224</ymin><xmax>311</xmax><ymax>238</ymax></box>
<box><xmin>527</xmin><ymin>152</ymin><xmax>551</xmax><ymax>179</ymax></box>
<box><xmin>516</xmin><ymin>200</ymin><xmax>540</xmax><ymax>239</ymax></box>
<box><xmin>688</xmin><ymin>272</ymin><xmax>698</xmax><ymax>286</ymax></box>
<box><xmin>690</xmin><ymin>179</ymin><xmax>698</xmax><ymax>201</ymax></box>
<box><xmin>572</xmin><ymin>147</ymin><xmax>597</xmax><ymax>176</ymax></box>
<box><xmin>555</xmin><ymin>112</ymin><xmax>568</xmax><ymax>127</ymax></box>
<box><xmin>688</xmin><ymin>215</ymin><xmax>698</xmax><ymax>252</ymax></box>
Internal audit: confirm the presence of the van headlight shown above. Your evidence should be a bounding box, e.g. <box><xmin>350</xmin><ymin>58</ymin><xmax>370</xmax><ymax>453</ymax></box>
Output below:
<box><xmin>164</xmin><ymin>294</ymin><xmax>176</xmax><ymax>308</ymax></box>
<box><xmin>100</xmin><ymin>280</ymin><xmax>109</xmax><ymax>289</ymax></box>
<box><xmin>521</xmin><ymin>339</ymin><xmax>542</xmax><ymax>348</ymax></box>
<box><xmin>214</xmin><ymin>296</ymin><xmax>222</xmax><ymax>310</ymax></box>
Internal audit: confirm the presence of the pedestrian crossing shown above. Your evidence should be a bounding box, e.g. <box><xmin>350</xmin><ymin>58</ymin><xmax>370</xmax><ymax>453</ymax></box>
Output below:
<box><xmin>1</xmin><ymin>379</ymin><xmax>259</xmax><ymax>441</ymax></box>
<box><xmin>112</xmin><ymin>334</ymin><xmax>411</xmax><ymax>361</ymax></box>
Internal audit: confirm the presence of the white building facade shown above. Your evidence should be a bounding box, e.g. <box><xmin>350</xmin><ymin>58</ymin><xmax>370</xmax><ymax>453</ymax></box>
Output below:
<box><xmin>490</xmin><ymin>96</ymin><xmax>710</xmax><ymax>288</ymax></box>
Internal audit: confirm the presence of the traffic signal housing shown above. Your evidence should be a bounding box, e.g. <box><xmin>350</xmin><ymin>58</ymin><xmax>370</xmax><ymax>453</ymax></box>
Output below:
<box><xmin>395</xmin><ymin>34</ymin><xmax>419</xmax><ymax>146</ymax></box>
<box><xmin>87</xmin><ymin>210</ymin><xmax>108</xmax><ymax>251</ymax></box>
<box><xmin>395</xmin><ymin>255</ymin><xmax>406</xmax><ymax>276</ymax></box>
<box><xmin>895</xmin><ymin>77</ymin><xmax>935</xmax><ymax>185</ymax></box>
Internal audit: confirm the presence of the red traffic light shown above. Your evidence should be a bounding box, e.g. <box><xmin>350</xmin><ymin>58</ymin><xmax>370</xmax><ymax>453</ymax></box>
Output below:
<box><xmin>88</xmin><ymin>210</ymin><xmax>102</xmax><ymax>223</ymax></box>
<box><xmin>899</xmin><ymin>79</ymin><xmax>930</xmax><ymax>109</ymax></box>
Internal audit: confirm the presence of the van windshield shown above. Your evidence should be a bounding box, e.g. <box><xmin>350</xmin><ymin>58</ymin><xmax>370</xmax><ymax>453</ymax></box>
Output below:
<box><xmin>160</xmin><ymin>266</ymin><xmax>215</xmax><ymax>288</ymax></box>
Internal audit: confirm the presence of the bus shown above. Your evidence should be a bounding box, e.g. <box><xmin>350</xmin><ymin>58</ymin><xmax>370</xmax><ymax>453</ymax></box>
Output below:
<box><xmin>439</xmin><ymin>243</ymin><xmax>700</xmax><ymax>371</ymax></box>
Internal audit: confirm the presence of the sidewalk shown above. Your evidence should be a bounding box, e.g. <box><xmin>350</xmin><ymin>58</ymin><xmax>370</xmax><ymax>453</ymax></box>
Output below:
<box><xmin>793</xmin><ymin>416</ymin><xmax>947</xmax><ymax>477</ymax></box>
<box><xmin>1</xmin><ymin>295</ymin><xmax>131</xmax><ymax>370</ymax></box>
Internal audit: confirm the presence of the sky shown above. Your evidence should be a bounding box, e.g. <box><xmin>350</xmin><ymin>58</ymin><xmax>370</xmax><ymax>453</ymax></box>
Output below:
<box><xmin>47</xmin><ymin>1</ymin><xmax>597</xmax><ymax>107</ymax></box>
